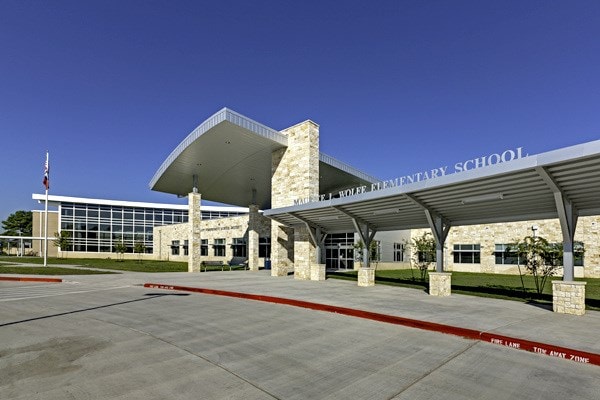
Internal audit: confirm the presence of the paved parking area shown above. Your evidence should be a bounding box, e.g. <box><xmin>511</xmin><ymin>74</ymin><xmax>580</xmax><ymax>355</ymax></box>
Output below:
<box><xmin>1</xmin><ymin>271</ymin><xmax>599</xmax><ymax>399</ymax></box>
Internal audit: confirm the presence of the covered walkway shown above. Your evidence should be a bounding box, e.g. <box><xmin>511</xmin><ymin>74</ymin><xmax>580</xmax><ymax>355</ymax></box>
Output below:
<box><xmin>265</xmin><ymin>140</ymin><xmax>600</xmax><ymax>315</ymax></box>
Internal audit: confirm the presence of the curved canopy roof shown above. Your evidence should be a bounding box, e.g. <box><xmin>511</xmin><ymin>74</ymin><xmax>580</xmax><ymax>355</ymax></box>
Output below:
<box><xmin>264</xmin><ymin>140</ymin><xmax>600</xmax><ymax>233</ymax></box>
<box><xmin>150</xmin><ymin>108</ymin><xmax>378</xmax><ymax>209</ymax></box>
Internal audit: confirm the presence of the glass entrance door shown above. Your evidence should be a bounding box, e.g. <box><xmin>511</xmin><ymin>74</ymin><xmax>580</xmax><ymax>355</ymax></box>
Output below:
<box><xmin>327</xmin><ymin>247</ymin><xmax>355</xmax><ymax>269</ymax></box>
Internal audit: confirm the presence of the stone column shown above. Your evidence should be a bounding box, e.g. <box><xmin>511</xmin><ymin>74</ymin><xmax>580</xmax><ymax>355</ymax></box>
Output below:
<box><xmin>358</xmin><ymin>268</ymin><xmax>375</xmax><ymax>287</ymax></box>
<box><xmin>247</xmin><ymin>204</ymin><xmax>260</xmax><ymax>271</ymax></box>
<box><xmin>188</xmin><ymin>192</ymin><xmax>202</xmax><ymax>273</ymax></box>
<box><xmin>294</xmin><ymin>225</ymin><xmax>317</xmax><ymax>280</ymax></box>
<box><xmin>270</xmin><ymin>222</ymin><xmax>293</xmax><ymax>276</ymax></box>
<box><xmin>552</xmin><ymin>281</ymin><xmax>586</xmax><ymax>315</ymax></box>
<box><xmin>429</xmin><ymin>272</ymin><xmax>452</xmax><ymax>296</ymax></box>
<box><xmin>271</xmin><ymin>120</ymin><xmax>320</xmax><ymax>278</ymax></box>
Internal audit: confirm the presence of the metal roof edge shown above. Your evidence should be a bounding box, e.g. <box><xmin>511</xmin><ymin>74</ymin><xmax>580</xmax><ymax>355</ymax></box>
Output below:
<box><xmin>31</xmin><ymin>193</ymin><xmax>249</xmax><ymax>212</ymax></box>
<box><xmin>149</xmin><ymin>108</ymin><xmax>288</xmax><ymax>189</ymax></box>
<box><xmin>265</xmin><ymin>138</ymin><xmax>600</xmax><ymax>215</ymax></box>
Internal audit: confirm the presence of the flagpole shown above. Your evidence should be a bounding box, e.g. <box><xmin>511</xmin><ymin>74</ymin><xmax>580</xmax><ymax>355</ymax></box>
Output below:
<box><xmin>43</xmin><ymin>151</ymin><xmax>49</xmax><ymax>267</ymax></box>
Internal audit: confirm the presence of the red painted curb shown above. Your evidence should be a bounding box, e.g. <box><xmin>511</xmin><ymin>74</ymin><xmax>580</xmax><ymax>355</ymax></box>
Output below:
<box><xmin>0</xmin><ymin>276</ymin><xmax>62</xmax><ymax>283</ymax></box>
<box><xmin>144</xmin><ymin>283</ymin><xmax>600</xmax><ymax>367</ymax></box>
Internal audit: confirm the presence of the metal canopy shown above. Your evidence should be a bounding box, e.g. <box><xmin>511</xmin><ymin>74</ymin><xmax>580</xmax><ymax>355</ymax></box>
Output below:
<box><xmin>149</xmin><ymin>108</ymin><xmax>378</xmax><ymax>209</ymax></box>
<box><xmin>264</xmin><ymin>140</ymin><xmax>600</xmax><ymax>235</ymax></box>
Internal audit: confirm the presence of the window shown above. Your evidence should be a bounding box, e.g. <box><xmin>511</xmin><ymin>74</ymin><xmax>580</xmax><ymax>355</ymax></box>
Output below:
<box><xmin>259</xmin><ymin>237</ymin><xmax>271</xmax><ymax>258</ymax></box>
<box><xmin>393</xmin><ymin>243</ymin><xmax>405</xmax><ymax>262</ymax></box>
<box><xmin>231</xmin><ymin>237</ymin><xmax>247</xmax><ymax>257</ymax></box>
<box><xmin>575</xmin><ymin>242</ymin><xmax>584</xmax><ymax>267</ymax></box>
<box><xmin>201</xmin><ymin>239</ymin><xmax>208</xmax><ymax>256</ymax></box>
<box><xmin>171</xmin><ymin>240</ymin><xmax>180</xmax><ymax>256</ymax></box>
<box><xmin>183</xmin><ymin>240</ymin><xmax>189</xmax><ymax>256</ymax></box>
<box><xmin>495</xmin><ymin>244</ymin><xmax>520</xmax><ymax>265</ymax></box>
<box><xmin>453</xmin><ymin>244</ymin><xmax>481</xmax><ymax>264</ymax></box>
<box><xmin>214</xmin><ymin>238</ymin><xmax>226</xmax><ymax>257</ymax></box>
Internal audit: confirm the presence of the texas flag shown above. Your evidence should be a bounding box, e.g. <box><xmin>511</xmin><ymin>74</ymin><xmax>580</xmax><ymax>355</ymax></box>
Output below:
<box><xmin>43</xmin><ymin>152</ymin><xmax>49</xmax><ymax>190</ymax></box>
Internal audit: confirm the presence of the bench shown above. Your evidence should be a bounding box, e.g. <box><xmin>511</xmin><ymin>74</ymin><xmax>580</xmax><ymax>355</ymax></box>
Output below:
<box><xmin>200</xmin><ymin>261</ymin><xmax>228</xmax><ymax>272</ymax></box>
<box><xmin>200</xmin><ymin>259</ymin><xmax>248</xmax><ymax>272</ymax></box>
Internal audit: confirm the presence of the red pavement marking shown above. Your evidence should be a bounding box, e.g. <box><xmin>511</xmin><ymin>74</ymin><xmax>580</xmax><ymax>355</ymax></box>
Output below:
<box><xmin>144</xmin><ymin>283</ymin><xmax>600</xmax><ymax>367</ymax></box>
<box><xmin>0</xmin><ymin>276</ymin><xmax>62</xmax><ymax>283</ymax></box>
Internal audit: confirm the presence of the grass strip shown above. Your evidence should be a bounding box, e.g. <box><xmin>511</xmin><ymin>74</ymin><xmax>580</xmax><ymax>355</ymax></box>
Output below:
<box><xmin>327</xmin><ymin>269</ymin><xmax>600</xmax><ymax>311</ymax></box>
<box><xmin>0</xmin><ymin>266</ymin><xmax>115</xmax><ymax>275</ymax></box>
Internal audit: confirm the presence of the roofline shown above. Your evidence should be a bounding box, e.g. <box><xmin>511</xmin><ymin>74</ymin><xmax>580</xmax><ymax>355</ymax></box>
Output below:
<box><xmin>31</xmin><ymin>194</ymin><xmax>250</xmax><ymax>213</ymax></box>
<box><xmin>149</xmin><ymin>107</ymin><xmax>381</xmax><ymax>192</ymax></box>
<box><xmin>319</xmin><ymin>152</ymin><xmax>380</xmax><ymax>183</ymax></box>
<box><xmin>149</xmin><ymin>107</ymin><xmax>288</xmax><ymax>189</ymax></box>
<box><xmin>265</xmin><ymin>139</ymin><xmax>600</xmax><ymax>216</ymax></box>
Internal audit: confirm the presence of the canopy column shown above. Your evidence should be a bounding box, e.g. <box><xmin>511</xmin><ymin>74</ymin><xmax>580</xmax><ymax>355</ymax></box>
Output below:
<box><xmin>247</xmin><ymin>204</ymin><xmax>260</xmax><ymax>272</ymax></box>
<box><xmin>537</xmin><ymin>166</ymin><xmax>586</xmax><ymax>315</ymax></box>
<box><xmin>187</xmin><ymin>191</ymin><xmax>202</xmax><ymax>273</ymax></box>
<box><xmin>425</xmin><ymin>210</ymin><xmax>452</xmax><ymax>296</ymax></box>
<box><xmin>352</xmin><ymin>217</ymin><xmax>377</xmax><ymax>287</ymax></box>
<box><xmin>425</xmin><ymin>211</ymin><xmax>451</xmax><ymax>273</ymax></box>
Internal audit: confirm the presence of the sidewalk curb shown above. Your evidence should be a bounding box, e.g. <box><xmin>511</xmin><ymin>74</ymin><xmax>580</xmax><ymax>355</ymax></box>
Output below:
<box><xmin>0</xmin><ymin>276</ymin><xmax>63</xmax><ymax>283</ymax></box>
<box><xmin>144</xmin><ymin>282</ymin><xmax>600</xmax><ymax>367</ymax></box>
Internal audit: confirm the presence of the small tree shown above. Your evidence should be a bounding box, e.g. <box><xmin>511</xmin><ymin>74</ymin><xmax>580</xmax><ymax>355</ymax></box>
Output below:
<box><xmin>53</xmin><ymin>231</ymin><xmax>72</xmax><ymax>259</ymax></box>
<box><xmin>353</xmin><ymin>240</ymin><xmax>380</xmax><ymax>268</ymax></box>
<box><xmin>114</xmin><ymin>240</ymin><xmax>127</xmax><ymax>262</ymax></box>
<box><xmin>134</xmin><ymin>237</ymin><xmax>146</xmax><ymax>263</ymax></box>
<box><xmin>511</xmin><ymin>236</ymin><xmax>562</xmax><ymax>295</ymax></box>
<box><xmin>409</xmin><ymin>232</ymin><xmax>436</xmax><ymax>280</ymax></box>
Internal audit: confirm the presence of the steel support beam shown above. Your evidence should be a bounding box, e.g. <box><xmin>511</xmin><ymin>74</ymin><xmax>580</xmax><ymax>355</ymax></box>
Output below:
<box><xmin>406</xmin><ymin>194</ymin><xmax>451</xmax><ymax>273</ymax></box>
<box><xmin>288</xmin><ymin>212</ymin><xmax>323</xmax><ymax>264</ymax></box>
<box><xmin>334</xmin><ymin>206</ymin><xmax>377</xmax><ymax>268</ymax></box>
<box><xmin>536</xmin><ymin>167</ymin><xmax>579</xmax><ymax>281</ymax></box>
<box><xmin>425</xmin><ymin>210</ymin><xmax>451</xmax><ymax>272</ymax></box>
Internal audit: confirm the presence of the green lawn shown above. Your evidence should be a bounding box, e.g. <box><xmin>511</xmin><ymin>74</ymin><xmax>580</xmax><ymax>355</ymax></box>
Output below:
<box><xmin>0</xmin><ymin>256</ymin><xmax>187</xmax><ymax>273</ymax></box>
<box><xmin>327</xmin><ymin>269</ymin><xmax>600</xmax><ymax>311</ymax></box>
<box><xmin>0</xmin><ymin>266</ymin><xmax>114</xmax><ymax>275</ymax></box>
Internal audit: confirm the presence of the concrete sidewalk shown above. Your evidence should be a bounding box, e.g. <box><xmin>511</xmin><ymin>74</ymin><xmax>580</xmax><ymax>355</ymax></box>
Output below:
<box><xmin>139</xmin><ymin>270</ymin><xmax>600</xmax><ymax>364</ymax></box>
<box><xmin>2</xmin><ymin>269</ymin><xmax>599</xmax><ymax>399</ymax></box>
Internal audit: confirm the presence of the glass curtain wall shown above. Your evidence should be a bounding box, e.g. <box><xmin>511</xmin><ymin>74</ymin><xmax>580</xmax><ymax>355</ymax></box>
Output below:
<box><xmin>60</xmin><ymin>203</ymin><xmax>188</xmax><ymax>253</ymax></box>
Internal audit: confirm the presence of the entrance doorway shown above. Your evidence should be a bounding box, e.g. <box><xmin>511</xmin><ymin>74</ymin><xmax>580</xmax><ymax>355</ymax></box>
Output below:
<box><xmin>324</xmin><ymin>233</ymin><xmax>354</xmax><ymax>270</ymax></box>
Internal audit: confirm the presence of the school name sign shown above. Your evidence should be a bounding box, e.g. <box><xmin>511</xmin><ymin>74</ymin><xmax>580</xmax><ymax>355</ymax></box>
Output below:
<box><xmin>294</xmin><ymin>147</ymin><xmax>527</xmax><ymax>205</ymax></box>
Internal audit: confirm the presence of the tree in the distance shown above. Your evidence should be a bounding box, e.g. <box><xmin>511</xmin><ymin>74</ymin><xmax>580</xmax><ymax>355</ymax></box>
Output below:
<box><xmin>2</xmin><ymin>211</ymin><xmax>33</xmax><ymax>236</ymax></box>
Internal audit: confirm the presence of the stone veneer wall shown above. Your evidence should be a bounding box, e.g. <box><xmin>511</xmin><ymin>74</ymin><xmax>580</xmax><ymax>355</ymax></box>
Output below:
<box><xmin>153</xmin><ymin>213</ymin><xmax>271</xmax><ymax>265</ymax></box>
<box><xmin>271</xmin><ymin>120</ymin><xmax>320</xmax><ymax>279</ymax></box>
<box><xmin>410</xmin><ymin>216</ymin><xmax>600</xmax><ymax>278</ymax></box>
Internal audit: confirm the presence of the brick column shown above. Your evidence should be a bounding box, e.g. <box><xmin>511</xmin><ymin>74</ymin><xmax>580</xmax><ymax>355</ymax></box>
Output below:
<box><xmin>429</xmin><ymin>272</ymin><xmax>452</xmax><ymax>296</ymax></box>
<box><xmin>247</xmin><ymin>204</ymin><xmax>260</xmax><ymax>271</ymax></box>
<box><xmin>188</xmin><ymin>192</ymin><xmax>202</xmax><ymax>273</ymax></box>
<box><xmin>271</xmin><ymin>120</ymin><xmax>320</xmax><ymax>278</ymax></box>
<box><xmin>552</xmin><ymin>281</ymin><xmax>586</xmax><ymax>315</ymax></box>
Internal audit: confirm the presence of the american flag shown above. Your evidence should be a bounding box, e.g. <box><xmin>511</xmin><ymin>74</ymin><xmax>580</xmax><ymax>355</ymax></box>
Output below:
<box><xmin>43</xmin><ymin>152</ymin><xmax>49</xmax><ymax>190</ymax></box>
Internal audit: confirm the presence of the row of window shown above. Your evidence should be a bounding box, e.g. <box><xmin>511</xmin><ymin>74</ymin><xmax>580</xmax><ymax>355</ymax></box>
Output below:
<box><xmin>453</xmin><ymin>243</ymin><xmax>584</xmax><ymax>266</ymax></box>
<box><xmin>171</xmin><ymin>237</ymin><xmax>272</xmax><ymax>258</ymax></box>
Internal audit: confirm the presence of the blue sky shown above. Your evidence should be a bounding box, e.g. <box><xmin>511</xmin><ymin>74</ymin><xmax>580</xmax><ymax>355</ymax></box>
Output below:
<box><xmin>1</xmin><ymin>0</ymin><xmax>600</xmax><ymax>222</ymax></box>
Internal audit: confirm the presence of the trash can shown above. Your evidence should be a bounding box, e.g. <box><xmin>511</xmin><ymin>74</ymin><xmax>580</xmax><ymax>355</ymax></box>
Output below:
<box><xmin>264</xmin><ymin>258</ymin><xmax>271</xmax><ymax>270</ymax></box>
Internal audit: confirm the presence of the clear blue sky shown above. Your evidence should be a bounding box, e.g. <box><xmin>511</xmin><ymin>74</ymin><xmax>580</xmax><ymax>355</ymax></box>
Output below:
<box><xmin>1</xmin><ymin>0</ymin><xmax>600</xmax><ymax>222</ymax></box>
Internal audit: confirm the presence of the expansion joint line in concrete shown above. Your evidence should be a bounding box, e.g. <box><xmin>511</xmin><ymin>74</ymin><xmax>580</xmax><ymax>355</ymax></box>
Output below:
<box><xmin>144</xmin><ymin>283</ymin><xmax>600</xmax><ymax>367</ymax></box>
